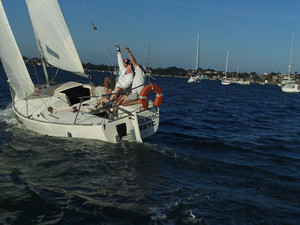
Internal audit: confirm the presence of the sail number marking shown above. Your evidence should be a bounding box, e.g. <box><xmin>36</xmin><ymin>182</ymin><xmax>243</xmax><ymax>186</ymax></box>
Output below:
<box><xmin>138</xmin><ymin>113</ymin><xmax>159</xmax><ymax>131</ymax></box>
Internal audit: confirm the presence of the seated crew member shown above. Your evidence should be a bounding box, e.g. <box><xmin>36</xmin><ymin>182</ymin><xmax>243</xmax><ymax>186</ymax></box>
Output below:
<box><xmin>116</xmin><ymin>47</ymin><xmax>146</xmax><ymax>106</ymax></box>
<box><xmin>99</xmin><ymin>44</ymin><xmax>134</xmax><ymax>105</ymax></box>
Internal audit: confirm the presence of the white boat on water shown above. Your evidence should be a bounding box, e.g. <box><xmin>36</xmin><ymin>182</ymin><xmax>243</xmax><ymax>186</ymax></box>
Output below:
<box><xmin>221</xmin><ymin>78</ymin><xmax>232</xmax><ymax>85</ymax></box>
<box><xmin>236</xmin><ymin>79</ymin><xmax>250</xmax><ymax>85</ymax></box>
<box><xmin>188</xmin><ymin>33</ymin><xmax>202</xmax><ymax>84</ymax></box>
<box><xmin>221</xmin><ymin>50</ymin><xmax>232</xmax><ymax>85</ymax></box>
<box><xmin>281</xmin><ymin>31</ymin><xmax>300</xmax><ymax>93</ymax></box>
<box><xmin>281</xmin><ymin>78</ymin><xmax>300</xmax><ymax>93</ymax></box>
<box><xmin>188</xmin><ymin>76</ymin><xmax>200</xmax><ymax>84</ymax></box>
<box><xmin>0</xmin><ymin>0</ymin><xmax>164</xmax><ymax>143</ymax></box>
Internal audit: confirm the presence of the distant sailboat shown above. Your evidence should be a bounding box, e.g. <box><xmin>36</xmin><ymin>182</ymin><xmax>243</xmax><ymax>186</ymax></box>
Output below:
<box><xmin>221</xmin><ymin>50</ymin><xmax>232</xmax><ymax>85</ymax></box>
<box><xmin>188</xmin><ymin>33</ymin><xmax>202</xmax><ymax>84</ymax></box>
<box><xmin>0</xmin><ymin>0</ymin><xmax>164</xmax><ymax>143</ymax></box>
<box><xmin>281</xmin><ymin>31</ymin><xmax>300</xmax><ymax>93</ymax></box>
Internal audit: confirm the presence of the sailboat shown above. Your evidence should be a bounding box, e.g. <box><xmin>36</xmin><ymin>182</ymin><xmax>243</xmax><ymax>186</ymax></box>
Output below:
<box><xmin>281</xmin><ymin>31</ymin><xmax>300</xmax><ymax>93</ymax></box>
<box><xmin>0</xmin><ymin>0</ymin><xmax>164</xmax><ymax>143</ymax></box>
<box><xmin>188</xmin><ymin>33</ymin><xmax>202</xmax><ymax>84</ymax></box>
<box><xmin>221</xmin><ymin>50</ymin><xmax>232</xmax><ymax>85</ymax></box>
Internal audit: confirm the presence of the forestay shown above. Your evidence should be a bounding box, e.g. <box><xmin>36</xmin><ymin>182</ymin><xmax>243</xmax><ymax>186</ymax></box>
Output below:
<box><xmin>0</xmin><ymin>0</ymin><xmax>35</xmax><ymax>99</ymax></box>
<box><xmin>25</xmin><ymin>0</ymin><xmax>85</xmax><ymax>75</ymax></box>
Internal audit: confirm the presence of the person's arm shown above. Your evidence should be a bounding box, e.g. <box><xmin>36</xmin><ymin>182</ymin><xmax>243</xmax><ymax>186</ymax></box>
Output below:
<box><xmin>125</xmin><ymin>47</ymin><xmax>138</xmax><ymax>68</ymax></box>
<box><xmin>116</xmin><ymin>44</ymin><xmax>126</xmax><ymax>75</ymax></box>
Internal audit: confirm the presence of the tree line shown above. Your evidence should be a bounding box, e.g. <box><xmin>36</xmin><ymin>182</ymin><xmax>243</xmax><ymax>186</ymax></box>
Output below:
<box><xmin>17</xmin><ymin>57</ymin><xmax>299</xmax><ymax>82</ymax></box>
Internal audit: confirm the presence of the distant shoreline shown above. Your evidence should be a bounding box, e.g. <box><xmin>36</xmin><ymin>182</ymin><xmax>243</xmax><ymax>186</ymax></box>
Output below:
<box><xmin>0</xmin><ymin>62</ymin><xmax>288</xmax><ymax>86</ymax></box>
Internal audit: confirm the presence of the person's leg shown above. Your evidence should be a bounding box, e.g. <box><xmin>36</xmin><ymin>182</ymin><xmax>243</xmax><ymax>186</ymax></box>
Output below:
<box><xmin>118</xmin><ymin>93</ymin><xmax>139</xmax><ymax>106</ymax></box>
<box><xmin>110</xmin><ymin>86</ymin><xmax>123</xmax><ymax>102</ymax></box>
<box><xmin>103</xmin><ymin>76</ymin><xmax>112</xmax><ymax>95</ymax></box>
<box><xmin>116</xmin><ymin>95</ymin><xmax>126</xmax><ymax>106</ymax></box>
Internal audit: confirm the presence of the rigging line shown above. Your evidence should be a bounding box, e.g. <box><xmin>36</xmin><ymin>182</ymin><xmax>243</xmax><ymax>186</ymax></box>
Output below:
<box><xmin>34</xmin><ymin>89</ymin><xmax>49</xmax><ymax>108</ymax></box>
<box><xmin>49</xmin><ymin>69</ymin><xmax>60</xmax><ymax>83</ymax></box>
<box><xmin>54</xmin><ymin>108</ymin><xmax>73</xmax><ymax>113</ymax></box>
<box><xmin>81</xmin><ymin>0</ymin><xmax>114</xmax><ymax>74</ymax></box>
<box><xmin>82</xmin><ymin>1</ymin><xmax>132</xmax><ymax>94</ymax></box>
<box><xmin>32</xmin><ymin>63</ymin><xmax>40</xmax><ymax>84</ymax></box>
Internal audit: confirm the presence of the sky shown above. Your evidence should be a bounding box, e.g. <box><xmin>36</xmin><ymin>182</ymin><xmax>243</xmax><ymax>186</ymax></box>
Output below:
<box><xmin>3</xmin><ymin>0</ymin><xmax>300</xmax><ymax>74</ymax></box>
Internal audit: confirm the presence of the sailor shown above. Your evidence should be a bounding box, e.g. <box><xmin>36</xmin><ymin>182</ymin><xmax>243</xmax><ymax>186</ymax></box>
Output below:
<box><xmin>116</xmin><ymin>46</ymin><xmax>146</xmax><ymax>106</ymax></box>
<box><xmin>100</xmin><ymin>44</ymin><xmax>134</xmax><ymax>105</ymax></box>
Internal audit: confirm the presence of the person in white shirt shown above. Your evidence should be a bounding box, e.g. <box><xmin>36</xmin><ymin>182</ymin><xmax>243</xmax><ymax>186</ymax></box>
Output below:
<box><xmin>114</xmin><ymin>44</ymin><xmax>134</xmax><ymax>92</ymax></box>
<box><xmin>100</xmin><ymin>44</ymin><xmax>134</xmax><ymax>104</ymax></box>
<box><xmin>116</xmin><ymin>46</ymin><xmax>146</xmax><ymax>106</ymax></box>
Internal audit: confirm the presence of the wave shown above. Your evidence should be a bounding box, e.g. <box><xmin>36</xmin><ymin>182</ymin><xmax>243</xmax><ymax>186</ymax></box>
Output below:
<box><xmin>0</xmin><ymin>105</ymin><xmax>19</xmax><ymax>129</ymax></box>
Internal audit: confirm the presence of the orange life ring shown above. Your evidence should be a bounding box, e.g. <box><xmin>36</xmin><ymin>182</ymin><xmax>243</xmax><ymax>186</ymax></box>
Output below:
<box><xmin>139</xmin><ymin>84</ymin><xmax>164</xmax><ymax>109</ymax></box>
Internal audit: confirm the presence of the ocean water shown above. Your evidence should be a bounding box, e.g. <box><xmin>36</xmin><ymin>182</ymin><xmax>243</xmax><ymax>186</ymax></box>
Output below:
<box><xmin>0</xmin><ymin>68</ymin><xmax>299</xmax><ymax>225</ymax></box>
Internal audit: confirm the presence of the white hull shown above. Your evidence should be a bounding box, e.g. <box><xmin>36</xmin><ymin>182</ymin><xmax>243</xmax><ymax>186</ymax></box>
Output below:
<box><xmin>12</xmin><ymin>82</ymin><xmax>160</xmax><ymax>143</ymax></box>
<box><xmin>221</xmin><ymin>79</ymin><xmax>232</xmax><ymax>85</ymax></box>
<box><xmin>281</xmin><ymin>83</ymin><xmax>300</xmax><ymax>93</ymax></box>
<box><xmin>188</xmin><ymin>75</ymin><xmax>203</xmax><ymax>84</ymax></box>
<box><xmin>236</xmin><ymin>80</ymin><xmax>250</xmax><ymax>85</ymax></box>
<box><xmin>188</xmin><ymin>77</ymin><xmax>200</xmax><ymax>84</ymax></box>
<box><xmin>14</xmin><ymin>105</ymin><xmax>159</xmax><ymax>143</ymax></box>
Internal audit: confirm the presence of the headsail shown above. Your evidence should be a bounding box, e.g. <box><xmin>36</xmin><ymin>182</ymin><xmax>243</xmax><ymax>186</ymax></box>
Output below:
<box><xmin>25</xmin><ymin>0</ymin><xmax>86</xmax><ymax>76</ymax></box>
<box><xmin>0</xmin><ymin>0</ymin><xmax>35</xmax><ymax>99</ymax></box>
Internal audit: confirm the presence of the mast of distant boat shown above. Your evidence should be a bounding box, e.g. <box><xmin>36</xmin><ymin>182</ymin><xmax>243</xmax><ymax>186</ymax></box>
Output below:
<box><xmin>225</xmin><ymin>50</ymin><xmax>229</xmax><ymax>78</ymax></box>
<box><xmin>195</xmin><ymin>33</ymin><xmax>200</xmax><ymax>71</ymax></box>
<box><xmin>288</xmin><ymin>31</ymin><xmax>294</xmax><ymax>79</ymax></box>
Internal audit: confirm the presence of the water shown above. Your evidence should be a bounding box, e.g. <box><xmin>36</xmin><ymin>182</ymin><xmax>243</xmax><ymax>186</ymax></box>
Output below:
<box><xmin>0</xmin><ymin>68</ymin><xmax>300</xmax><ymax>225</ymax></box>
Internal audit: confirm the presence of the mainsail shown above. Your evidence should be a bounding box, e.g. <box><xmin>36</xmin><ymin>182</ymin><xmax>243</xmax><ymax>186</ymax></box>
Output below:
<box><xmin>25</xmin><ymin>0</ymin><xmax>85</xmax><ymax>75</ymax></box>
<box><xmin>0</xmin><ymin>0</ymin><xmax>35</xmax><ymax>99</ymax></box>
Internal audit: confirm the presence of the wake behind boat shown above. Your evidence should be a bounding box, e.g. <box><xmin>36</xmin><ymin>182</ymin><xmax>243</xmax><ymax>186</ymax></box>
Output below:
<box><xmin>0</xmin><ymin>0</ymin><xmax>163</xmax><ymax>143</ymax></box>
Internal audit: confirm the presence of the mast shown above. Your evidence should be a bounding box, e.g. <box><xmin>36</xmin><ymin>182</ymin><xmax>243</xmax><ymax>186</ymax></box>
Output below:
<box><xmin>288</xmin><ymin>31</ymin><xmax>294</xmax><ymax>78</ymax></box>
<box><xmin>147</xmin><ymin>44</ymin><xmax>151</xmax><ymax>69</ymax></box>
<box><xmin>32</xmin><ymin>28</ymin><xmax>49</xmax><ymax>85</ymax></box>
<box><xmin>225</xmin><ymin>50</ymin><xmax>229</xmax><ymax>78</ymax></box>
<box><xmin>195</xmin><ymin>33</ymin><xmax>200</xmax><ymax>71</ymax></box>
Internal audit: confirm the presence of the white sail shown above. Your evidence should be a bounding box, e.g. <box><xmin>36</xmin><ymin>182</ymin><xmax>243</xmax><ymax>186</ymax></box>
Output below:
<box><xmin>0</xmin><ymin>1</ymin><xmax>35</xmax><ymax>99</ymax></box>
<box><xmin>25</xmin><ymin>0</ymin><xmax>85</xmax><ymax>75</ymax></box>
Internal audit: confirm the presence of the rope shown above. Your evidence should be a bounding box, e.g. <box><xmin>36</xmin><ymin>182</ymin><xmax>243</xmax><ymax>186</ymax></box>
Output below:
<box><xmin>54</xmin><ymin>108</ymin><xmax>73</xmax><ymax>113</ymax></box>
<box><xmin>32</xmin><ymin>63</ymin><xmax>40</xmax><ymax>84</ymax></box>
<box><xmin>49</xmin><ymin>69</ymin><xmax>60</xmax><ymax>83</ymax></box>
<box><xmin>81</xmin><ymin>0</ymin><xmax>114</xmax><ymax>75</ymax></box>
<box><xmin>35</xmin><ymin>89</ymin><xmax>49</xmax><ymax>108</ymax></box>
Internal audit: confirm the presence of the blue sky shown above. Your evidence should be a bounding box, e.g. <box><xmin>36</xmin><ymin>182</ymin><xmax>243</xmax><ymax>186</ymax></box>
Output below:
<box><xmin>3</xmin><ymin>0</ymin><xmax>300</xmax><ymax>73</ymax></box>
